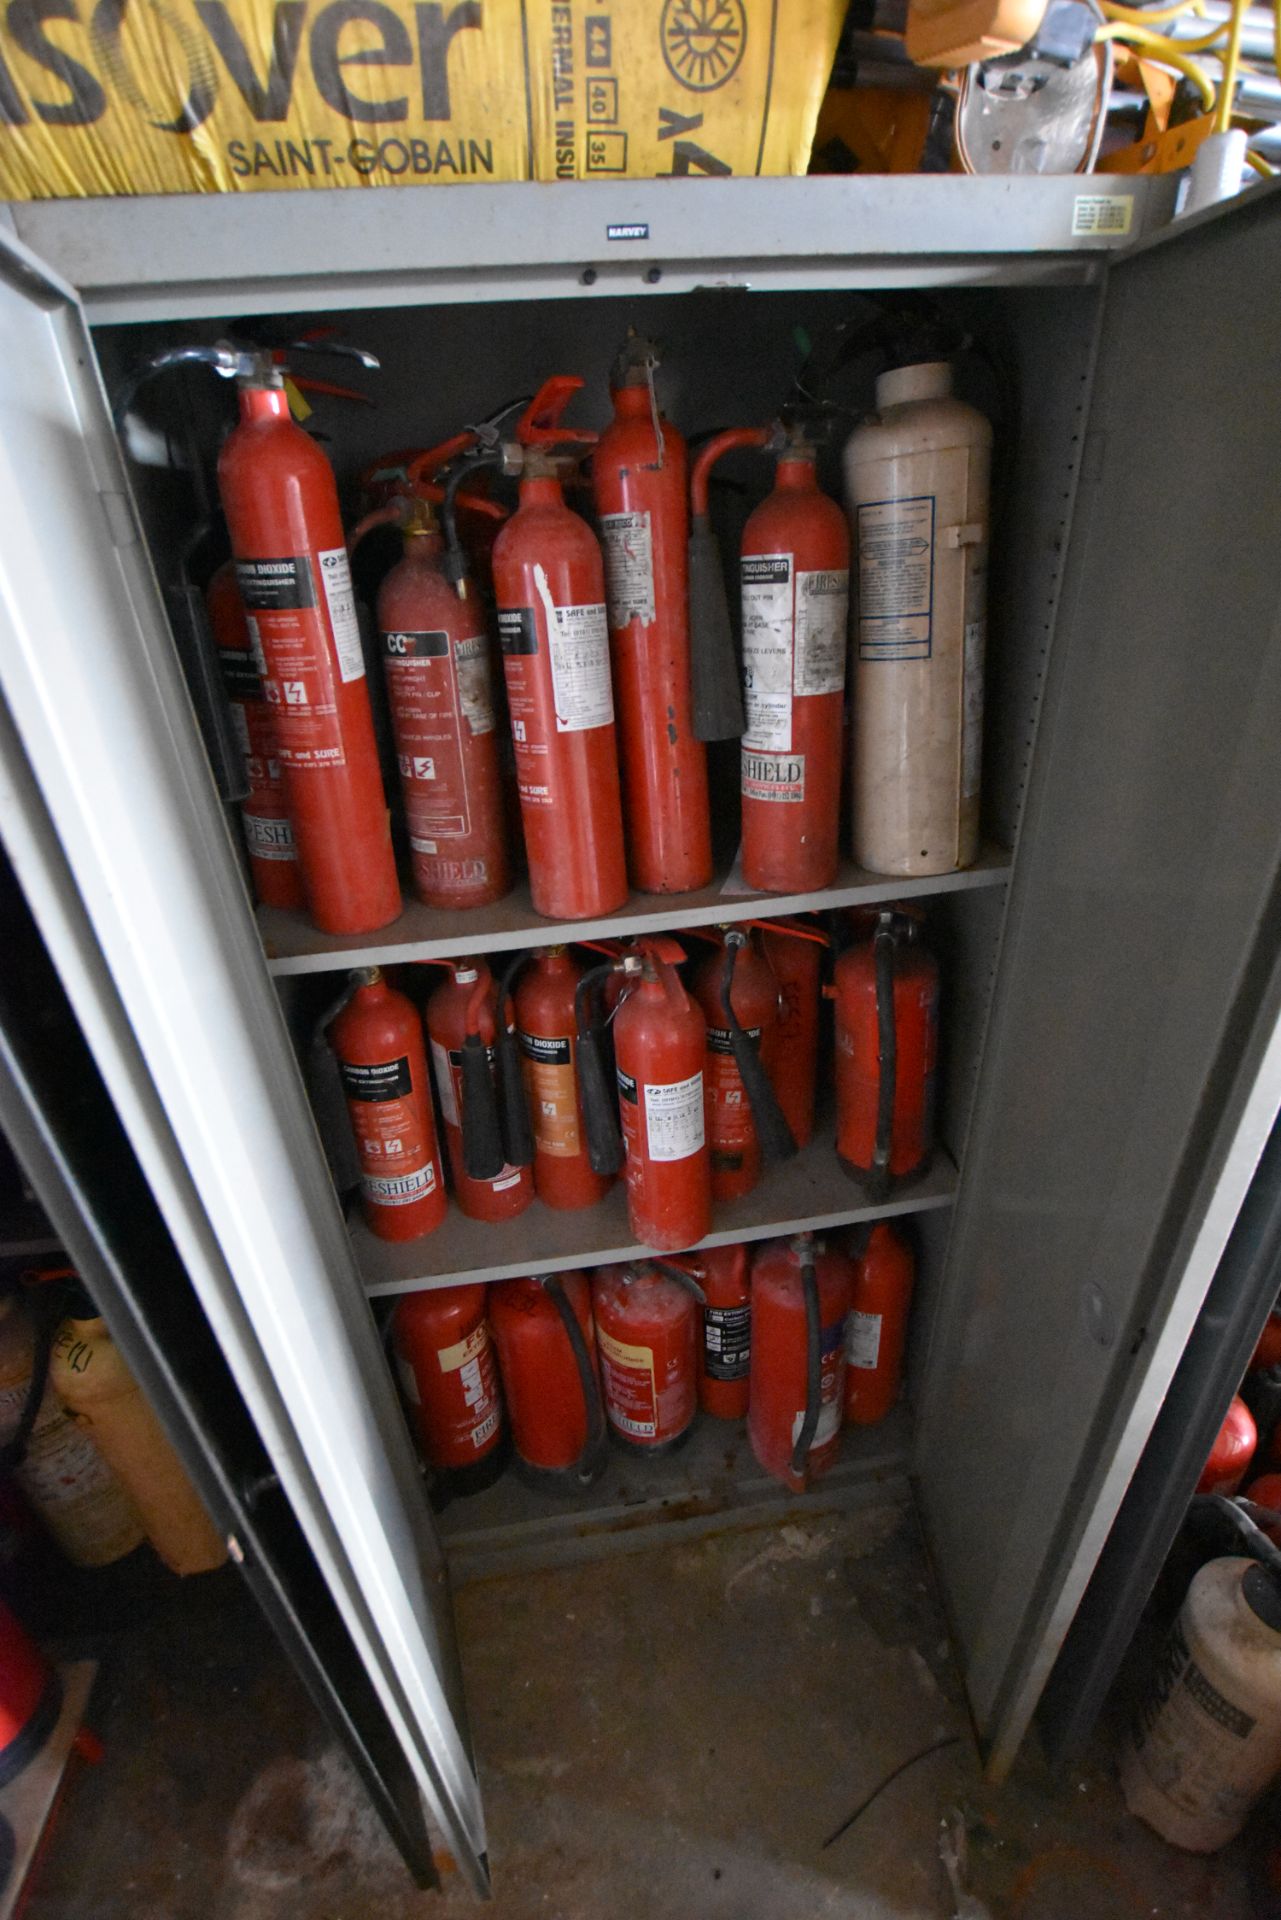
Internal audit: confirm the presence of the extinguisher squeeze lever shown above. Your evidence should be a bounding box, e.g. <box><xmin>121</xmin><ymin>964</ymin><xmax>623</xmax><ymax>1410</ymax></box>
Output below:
<box><xmin>790</xmin><ymin>1239</ymin><xmax>823</xmax><ymax>1482</ymax></box>
<box><xmin>720</xmin><ymin>933</ymin><xmax>797</xmax><ymax>1165</ymax></box>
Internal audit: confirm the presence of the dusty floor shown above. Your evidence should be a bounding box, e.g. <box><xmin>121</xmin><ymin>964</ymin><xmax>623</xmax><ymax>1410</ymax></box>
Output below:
<box><xmin>19</xmin><ymin>1504</ymin><xmax>1264</xmax><ymax>1920</ymax></box>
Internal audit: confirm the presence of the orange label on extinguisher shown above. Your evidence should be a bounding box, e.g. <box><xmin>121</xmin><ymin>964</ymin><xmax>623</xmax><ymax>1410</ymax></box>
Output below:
<box><xmin>339</xmin><ymin>1056</ymin><xmax>439</xmax><ymax>1208</ymax></box>
<box><xmin>517</xmin><ymin>1031</ymin><xmax>580</xmax><ymax>1158</ymax></box>
<box><xmin>237</xmin><ymin>552</ymin><xmax>363</xmax><ymax>770</ymax></box>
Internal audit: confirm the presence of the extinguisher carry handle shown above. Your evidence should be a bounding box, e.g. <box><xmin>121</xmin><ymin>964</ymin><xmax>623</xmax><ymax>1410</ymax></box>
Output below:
<box><xmin>543</xmin><ymin>1275</ymin><xmax>608</xmax><ymax>1486</ymax></box>
<box><xmin>494</xmin><ymin>955</ymin><xmax>534</xmax><ymax>1171</ymax></box>
<box><xmin>790</xmin><ymin>1250</ymin><xmax>823</xmax><ymax>1483</ymax></box>
<box><xmin>870</xmin><ymin>918</ymin><xmax>899</xmax><ymax>1202</ymax></box>
<box><xmin>574</xmin><ymin>965</ymin><xmax>625</xmax><ymax>1178</ymax></box>
<box><xmin>650</xmin><ymin>1260</ymin><xmax>708</xmax><ymax>1307</ymax></box>
<box><xmin>719</xmin><ymin>939</ymin><xmax>798</xmax><ymax>1165</ymax></box>
<box><xmin>460</xmin><ymin>1033</ymin><xmax>506</xmax><ymax>1182</ymax></box>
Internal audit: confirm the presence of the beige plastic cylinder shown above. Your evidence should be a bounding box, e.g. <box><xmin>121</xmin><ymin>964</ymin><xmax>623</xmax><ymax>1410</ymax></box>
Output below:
<box><xmin>49</xmin><ymin>1314</ymin><xmax>227</xmax><ymax>1576</ymax></box>
<box><xmin>1121</xmin><ymin>1556</ymin><xmax>1281</xmax><ymax>1851</ymax></box>
<box><xmin>844</xmin><ymin>361</ymin><xmax>993</xmax><ymax>878</ymax></box>
<box><xmin>0</xmin><ymin>1296</ymin><xmax>145</xmax><ymax>1568</ymax></box>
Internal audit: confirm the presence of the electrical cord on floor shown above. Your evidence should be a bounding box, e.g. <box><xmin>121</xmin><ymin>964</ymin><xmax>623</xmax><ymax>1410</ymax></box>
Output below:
<box><xmin>821</xmin><ymin>1733</ymin><xmax>963</xmax><ymax>1849</ymax></box>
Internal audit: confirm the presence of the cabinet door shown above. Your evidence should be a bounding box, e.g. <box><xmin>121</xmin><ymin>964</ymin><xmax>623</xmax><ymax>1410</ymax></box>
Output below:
<box><xmin>0</xmin><ymin>234</ymin><xmax>489</xmax><ymax>1893</ymax></box>
<box><xmin>916</xmin><ymin>186</ymin><xmax>1281</xmax><ymax>1777</ymax></box>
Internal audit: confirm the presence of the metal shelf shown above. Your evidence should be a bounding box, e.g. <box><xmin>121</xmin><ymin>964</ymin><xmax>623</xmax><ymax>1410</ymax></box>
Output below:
<box><xmin>261</xmin><ymin>844</ymin><xmax>1010</xmax><ymax>976</ymax></box>
<box><xmin>356</xmin><ymin>1142</ymin><xmax>957</xmax><ymax>1297</ymax></box>
<box><xmin>6</xmin><ymin>175</ymin><xmax>1182</xmax><ymax>325</ymax></box>
<box><xmin>439</xmin><ymin>1405</ymin><xmax>913</xmax><ymax>1581</ymax></box>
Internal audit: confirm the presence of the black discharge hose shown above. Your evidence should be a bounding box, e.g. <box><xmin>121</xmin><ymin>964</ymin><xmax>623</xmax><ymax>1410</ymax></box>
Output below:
<box><xmin>460</xmin><ymin>1023</ymin><xmax>505</xmax><ymax>1182</ymax></box>
<box><xmin>441</xmin><ymin>448</ymin><xmax>505</xmax><ymax>592</ymax></box>
<box><xmin>574</xmin><ymin>963</ymin><xmax>624</xmax><ymax>1177</ymax></box>
<box><xmin>869</xmin><ymin>916</ymin><xmax>899</xmax><ymax>1202</ymax></box>
<box><xmin>719</xmin><ymin>935</ymin><xmax>797</xmax><ymax>1164</ymax></box>
<box><xmin>790</xmin><ymin>1244</ymin><xmax>823</xmax><ymax>1482</ymax></box>
<box><xmin>651</xmin><ymin>1261</ymin><xmax>708</xmax><ymax>1307</ymax></box>
<box><xmin>543</xmin><ymin>1275</ymin><xmax>608</xmax><ymax>1486</ymax></box>
<box><xmin>494</xmin><ymin>954</ymin><xmax>534</xmax><ymax>1170</ymax></box>
<box><xmin>1199</xmin><ymin>1493</ymin><xmax>1281</xmax><ymax>1579</ymax></box>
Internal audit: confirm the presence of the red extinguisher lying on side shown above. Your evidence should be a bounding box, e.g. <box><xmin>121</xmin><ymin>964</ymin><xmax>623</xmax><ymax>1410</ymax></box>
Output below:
<box><xmin>328</xmin><ymin>967</ymin><xmax>447</xmax><ymax>1243</ymax></box>
<box><xmin>349</xmin><ymin>493</ymin><xmax>511</xmax><ymax>911</ymax></box>
<box><xmin>444</xmin><ymin>379</ymin><xmax>628</xmax><ymax>922</ymax></box>
<box><xmin>511</xmin><ymin>947</ymin><xmax>614</xmax><ymax>1211</ymax></box>
<box><xmin>424</xmin><ymin>959</ymin><xmax>533</xmax><ymax>1223</ymax></box>
<box><xmin>691</xmin><ymin>421</ymin><xmax>849</xmax><ymax>894</ymax></box>
<box><xmin>844</xmin><ymin>1220</ymin><xmax>915</xmax><ymax>1427</ymax></box>
<box><xmin>489</xmin><ymin>1271</ymin><xmax>607</xmax><ymax>1487</ymax></box>
<box><xmin>689</xmin><ymin>927</ymin><xmax>796</xmax><ymax>1202</ymax></box>
<box><xmin>576</xmin><ymin>938</ymin><xmax>712</xmax><ymax>1253</ymax></box>
<box><xmin>591</xmin><ymin>1260</ymin><xmax>704</xmax><ymax>1454</ymax></box>
<box><xmin>593</xmin><ymin>333</ymin><xmax>712</xmax><ymax>895</ymax></box>
<box><xmin>392</xmin><ymin>1285</ymin><xmax>506</xmax><ymax>1500</ymax></box>
<box><xmin>831</xmin><ymin>909</ymin><xmax>939</xmax><ymax>1196</ymax></box>
<box><xmin>749</xmin><ymin>1234</ymin><xmax>853</xmax><ymax>1492</ymax></box>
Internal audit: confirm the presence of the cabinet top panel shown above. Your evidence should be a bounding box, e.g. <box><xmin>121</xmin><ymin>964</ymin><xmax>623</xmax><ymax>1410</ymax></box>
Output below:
<box><xmin>5</xmin><ymin>176</ymin><xmax>1181</xmax><ymax>325</ymax></box>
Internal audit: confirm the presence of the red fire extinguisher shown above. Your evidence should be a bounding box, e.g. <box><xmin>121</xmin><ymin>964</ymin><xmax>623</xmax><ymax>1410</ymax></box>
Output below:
<box><xmin>358</xmin><ymin>495</ymin><xmax>511</xmax><ymax>911</ymax></box>
<box><xmin>449</xmin><ymin>379</ymin><xmax>628</xmax><ymax>922</ymax></box>
<box><xmin>206</xmin><ymin>559</ymin><xmax>304</xmax><ymax>911</ymax></box>
<box><xmin>593</xmin><ymin>334</ymin><xmax>712</xmax><ymax>895</ymax></box>
<box><xmin>328</xmin><ymin>968</ymin><xmax>447</xmax><ymax>1243</ymax></box>
<box><xmin>424</xmin><ymin>959</ymin><xmax>533</xmax><ymax>1224</ymax></box>
<box><xmin>696</xmin><ymin>1242</ymin><xmax>752</xmax><ymax>1420</ymax></box>
<box><xmin>392</xmin><ymin>1285</ymin><xmax>505</xmax><ymax>1495</ymax></box>
<box><xmin>0</xmin><ymin>1597</ymin><xmax>62</xmax><ymax>1787</ymax></box>
<box><xmin>689</xmin><ymin>928</ymin><xmax>795</xmax><ymax>1201</ymax></box>
<box><xmin>512</xmin><ymin>947</ymin><xmax>613</xmax><ymax>1211</ymax></box>
<box><xmin>591</xmin><ymin>1261</ymin><xmax>702</xmax><ymax>1453</ymax></box>
<box><xmin>577</xmin><ymin>938</ymin><xmax>711</xmax><ymax>1253</ymax></box>
<box><xmin>749</xmin><ymin>1234</ymin><xmax>853</xmax><ymax>1492</ymax></box>
<box><xmin>213</xmin><ymin>348</ymin><xmax>401</xmax><ymax>936</ymax></box>
<box><xmin>844</xmin><ymin>1220</ymin><xmax>914</xmax><ymax>1426</ymax></box>
<box><xmin>489</xmin><ymin>1271</ymin><xmax>607</xmax><ymax>1486</ymax></box>
<box><xmin>760</xmin><ymin>918</ymin><xmax>827</xmax><ymax>1150</ymax></box>
<box><xmin>832</xmin><ymin>908</ymin><xmax>939</xmax><ymax>1195</ymax></box>
<box><xmin>692</xmin><ymin>422</ymin><xmax>849</xmax><ymax>894</ymax></box>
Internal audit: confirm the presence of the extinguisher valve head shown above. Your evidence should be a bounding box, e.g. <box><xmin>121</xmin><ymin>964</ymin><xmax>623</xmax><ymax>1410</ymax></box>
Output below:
<box><xmin>349</xmin><ymin>966</ymin><xmax>382</xmax><ymax>988</ymax></box>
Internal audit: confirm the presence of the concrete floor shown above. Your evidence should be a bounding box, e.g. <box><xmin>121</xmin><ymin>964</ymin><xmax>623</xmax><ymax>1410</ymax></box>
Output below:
<box><xmin>19</xmin><ymin>1504</ymin><xmax>1262</xmax><ymax>1920</ymax></box>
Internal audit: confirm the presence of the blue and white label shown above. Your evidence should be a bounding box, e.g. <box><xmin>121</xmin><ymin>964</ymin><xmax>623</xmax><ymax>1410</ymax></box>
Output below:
<box><xmin>857</xmin><ymin>496</ymin><xmax>934</xmax><ymax>661</ymax></box>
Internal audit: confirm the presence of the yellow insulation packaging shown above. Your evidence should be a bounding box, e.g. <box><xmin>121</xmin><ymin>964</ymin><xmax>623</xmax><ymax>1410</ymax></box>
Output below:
<box><xmin>0</xmin><ymin>0</ymin><xmax>844</xmax><ymax>198</ymax></box>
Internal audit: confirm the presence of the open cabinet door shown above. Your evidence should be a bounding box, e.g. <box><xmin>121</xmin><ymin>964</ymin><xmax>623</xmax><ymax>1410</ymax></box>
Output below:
<box><xmin>0</xmin><ymin>233</ymin><xmax>489</xmax><ymax>1893</ymax></box>
<box><xmin>915</xmin><ymin>184</ymin><xmax>1281</xmax><ymax>1779</ymax></box>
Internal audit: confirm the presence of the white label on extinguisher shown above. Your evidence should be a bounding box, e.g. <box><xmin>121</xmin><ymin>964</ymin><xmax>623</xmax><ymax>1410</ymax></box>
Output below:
<box><xmin>455</xmin><ymin>635</ymin><xmax>496</xmax><ymax>736</ymax></box>
<box><xmin>791</xmin><ymin>1397</ymin><xmax>842</xmax><ymax>1450</ymax></box>
<box><xmin>599</xmin><ymin>511</ymin><xmax>656</xmax><ymax>628</ymax></box>
<box><xmin>794</xmin><ymin>569</ymin><xmax>849</xmax><ymax>696</ymax></box>
<box><xmin>365</xmin><ymin>1163</ymin><xmax>437</xmax><ymax>1206</ymax></box>
<box><xmin>643</xmin><ymin>1071</ymin><xmax>704</xmax><ymax>1162</ymax></box>
<box><xmin>846</xmin><ymin>1309</ymin><xmax>883</xmax><ymax>1372</ymax></box>
<box><xmin>549</xmin><ymin>600</ymin><xmax>614</xmax><ymax>733</ymax></box>
<box><xmin>242</xmin><ymin>814</ymin><xmax>297</xmax><ymax>860</ymax></box>
<box><xmin>741</xmin><ymin>553</ymin><xmax>794</xmax><ymax>752</ymax></box>
<box><xmin>317</xmin><ymin>547</ymin><xmax>366</xmax><ymax>684</ymax></box>
<box><xmin>430</xmin><ymin>1039</ymin><xmax>460</xmax><ymax>1127</ymax></box>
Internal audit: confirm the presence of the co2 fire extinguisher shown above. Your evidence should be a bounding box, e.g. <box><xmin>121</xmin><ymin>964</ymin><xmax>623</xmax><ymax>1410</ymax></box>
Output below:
<box><xmin>207</xmin><ymin>559</ymin><xmax>304</xmax><ymax>911</ymax></box>
<box><xmin>690</xmin><ymin>928</ymin><xmax>795</xmax><ymax>1202</ymax></box>
<box><xmin>489</xmin><ymin>1271</ymin><xmax>607</xmax><ymax>1486</ymax></box>
<box><xmin>425</xmin><ymin>959</ymin><xmax>533</xmax><ymax>1224</ymax></box>
<box><xmin>749</xmin><ymin>1234</ymin><xmax>853</xmax><ymax>1492</ymax></box>
<box><xmin>594</xmin><ymin>334</ymin><xmax>712</xmax><ymax>895</ymax></box>
<box><xmin>692</xmin><ymin>423</ymin><xmax>849</xmax><ymax>893</ymax></box>
<box><xmin>512</xmin><ymin>948</ymin><xmax>613</xmax><ymax>1211</ymax></box>
<box><xmin>844</xmin><ymin>357</ymin><xmax>992</xmax><ymax>877</ymax></box>
<box><xmin>393</xmin><ymin>1286</ymin><xmax>505</xmax><ymax>1497</ymax></box>
<box><xmin>329</xmin><ymin>968</ymin><xmax>447</xmax><ymax>1243</ymax></box>
<box><xmin>697</xmin><ymin>1243</ymin><xmax>752</xmax><ymax>1420</ymax></box>
<box><xmin>591</xmin><ymin>1261</ymin><xmax>703</xmax><ymax>1453</ymax></box>
<box><xmin>844</xmin><ymin>1221</ymin><xmax>915</xmax><ymax>1427</ymax></box>
<box><xmin>760</xmin><ymin>918</ymin><xmax>827</xmax><ymax>1150</ymax></box>
<box><xmin>446</xmin><ymin>379</ymin><xmax>628</xmax><ymax>922</ymax></box>
<box><xmin>832</xmin><ymin>909</ymin><xmax>939</xmax><ymax>1196</ymax></box>
<box><xmin>577</xmin><ymin>939</ymin><xmax>711</xmax><ymax>1253</ymax></box>
<box><xmin>210</xmin><ymin>346</ymin><xmax>400</xmax><ymax>936</ymax></box>
<box><xmin>357</xmin><ymin>496</ymin><xmax>511</xmax><ymax>911</ymax></box>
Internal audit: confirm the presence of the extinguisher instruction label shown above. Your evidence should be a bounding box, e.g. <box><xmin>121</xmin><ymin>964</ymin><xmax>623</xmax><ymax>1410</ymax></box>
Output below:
<box><xmin>643</xmin><ymin>1071</ymin><xmax>705</xmax><ymax>1162</ymax></box>
<box><xmin>498</xmin><ymin>608</ymin><xmax>539</xmax><ymax>655</ymax></box>
<box><xmin>846</xmin><ymin>1309</ymin><xmax>883</xmax><ymax>1372</ymax></box>
<box><xmin>219</xmin><ymin>646</ymin><xmax>264</xmax><ymax>703</ymax></box>
<box><xmin>235</xmin><ymin>557</ymin><xmax>345</xmax><ymax>770</ymax></box>
<box><xmin>384</xmin><ymin>628</ymin><xmax>491</xmax><ymax>844</ymax></box>
<box><xmin>741</xmin><ymin>553</ymin><xmax>794</xmax><ymax>751</ymax></box>
<box><xmin>597</xmin><ymin>1327</ymin><xmax>658</xmax><ymax>1438</ymax></box>
<box><xmin>704</xmin><ymin>1304</ymin><xmax>751</xmax><ymax>1381</ymax></box>
<box><xmin>236</xmin><ymin>556</ymin><xmax>316</xmax><ymax>612</ymax></box>
<box><xmin>456</xmin><ymin>636</ymin><xmax>497</xmax><ymax>737</ymax></box>
<box><xmin>340</xmin><ymin>1057</ymin><xmax>414</xmax><ymax>1102</ymax></box>
<box><xmin>794</xmin><ymin>569</ymin><xmax>849</xmax><ymax>696</ymax></box>
<box><xmin>518</xmin><ymin>1031</ymin><xmax>581</xmax><ymax>1157</ymax></box>
<box><xmin>340</xmin><ymin>1056</ymin><xmax>439</xmax><ymax>1207</ymax></box>
<box><xmin>856</xmin><ymin>496</ymin><xmax>934</xmax><ymax>661</ymax></box>
<box><xmin>317</xmin><ymin>548</ymin><xmax>366</xmax><ymax>684</ymax></box>
<box><xmin>435</xmin><ymin>1323</ymin><xmax>503</xmax><ymax>1454</ymax></box>
<box><xmin>742</xmin><ymin>752</ymin><xmax>805</xmax><ymax>805</ymax></box>
<box><xmin>600</xmin><ymin>511</ymin><xmax>656</xmax><ymax>629</ymax></box>
<box><xmin>549</xmin><ymin>601</ymin><xmax>615</xmax><ymax>734</ymax></box>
